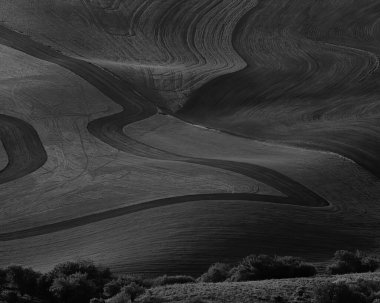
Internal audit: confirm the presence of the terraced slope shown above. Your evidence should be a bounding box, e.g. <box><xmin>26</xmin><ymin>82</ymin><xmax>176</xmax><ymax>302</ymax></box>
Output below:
<box><xmin>0</xmin><ymin>0</ymin><xmax>380</xmax><ymax>274</ymax></box>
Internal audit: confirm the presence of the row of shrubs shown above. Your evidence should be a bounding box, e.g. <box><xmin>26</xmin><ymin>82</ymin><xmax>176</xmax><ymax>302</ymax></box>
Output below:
<box><xmin>0</xmin><ymin>260</ymin><xmax>112</xmax><ymax>303</ymax></box>
<box><xmin>199</xmin><ymin>250</ymin><xmax>380</xmax><ymax>283</ymax></box>
<box><xmin>199</xmin><ymin>255</ymin><xmax>316</xmax><ymax>283</ymax></box>
<box><xmin>0</xmin><ymin>260</ymin><xmax>196</xmax><ymax>303</ymax></box>
<box><xmin>328</xmin><ymin>250</ymin><xmax>379</xmax><ymax>275</ymax></box>
<box><xmin>0</xmin><ymin>250</ymin><xmax>378</xmax><ymax>303</ymax></box>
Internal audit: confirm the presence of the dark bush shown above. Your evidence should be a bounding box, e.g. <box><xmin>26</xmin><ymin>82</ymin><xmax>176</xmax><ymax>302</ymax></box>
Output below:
<box><xmin>122</xmin><ymin>282</ymin><xmax>145</xmax><ymax>302</ymax></box>
<box><xmin>198</xmin><ymin>263</ymin><xmax>232</xmax><ymax>283</ymax></box>
<box><xmin>271</xmin><ymin>295</ymin><xmax>288</xmax><ymax>303</ymax></box>
<box><xmin>44</xmin><ymin>259</ymin><xmax>112</xmax><ymax>302</ymax></box>
<box><xmin>0</xmin><ymin>290</ymin><xmax>18</xmax><ymax>303</ymax></box>
<box><xmin>152</xmin><ymin>275</ymin><xmax>195</xmax><ymax>286</ymax></box>
<box><xmin>103</xmin><ymin>275</ymin><xmax>147</xmax><ymax>298</ymax></box>
<box><xmin>229</xmin><ymin>255</ymin><xmax>316</xmax><ymax>282</ymax></box>
<box><xmin>49</xmin><ymin>272</ymin><xmax>97</xmax><ymax>303</ymax></box>
<box><xmin>5</xmin><ymin>265</ymin><xmax>41</xmax><ymax>296</ymax></box>
<box><xmin>36</xmin><ymin>273</ymin><xmax>53</xmax><ymax>299</ymax></box>
<box><xmin>0</xmin><ymin>269</ymin><xmax>6</xmax><ymax>290</ymax></box>
<box><xmin>103</xmin><ymin>279</ymin><xmax>123</xmax><ymax>298</ymax></box>
<box><xmin>328</xmin><ymin>251</ymin><xmax>379</xmax><ymax>275</ymax></box>
<box><xmin>47</xmin><ymin>260</ymin><xmax>111</xmax><ymax>291</ymax></box>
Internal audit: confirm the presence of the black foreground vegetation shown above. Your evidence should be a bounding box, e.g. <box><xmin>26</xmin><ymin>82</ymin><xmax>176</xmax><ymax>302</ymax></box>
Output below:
<box><xmin>0</xmin><ymin>250</ymin><xmax>378</xmax><ymax>303</ymax></box>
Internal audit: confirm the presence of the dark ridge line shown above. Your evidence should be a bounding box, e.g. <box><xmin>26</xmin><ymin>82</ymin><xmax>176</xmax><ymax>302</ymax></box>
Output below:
<box><xmin>0</xmin><ymin>114</ymin><xmax>47</xmax><ymax>184</ymax></box>
<box><xmin>0</xmin><ymin>193</ymin><xmax>322</xmax><ymax>242</ymax></box>
<box><xmin>0</xmin><ymin>25</ymin><xmax>329</xmax><ymax>241</ymax></box>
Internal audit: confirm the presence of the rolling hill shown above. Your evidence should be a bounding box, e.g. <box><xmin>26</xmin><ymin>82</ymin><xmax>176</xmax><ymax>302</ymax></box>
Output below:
<box><xmin>0</xmin><ymin>0</ymin><xmax>379</xmax><ymax>275</ymax></box>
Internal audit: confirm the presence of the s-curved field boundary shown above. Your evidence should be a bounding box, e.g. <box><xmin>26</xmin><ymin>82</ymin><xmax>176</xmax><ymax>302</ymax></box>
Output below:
<box><xmin>0</xmin><ymin>25</ymin><xmax>329</xmax><ymax>241</ymax></box>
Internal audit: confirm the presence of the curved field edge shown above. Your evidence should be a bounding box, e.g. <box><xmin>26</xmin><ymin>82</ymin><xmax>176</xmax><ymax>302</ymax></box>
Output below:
<box><xmin>0</xmin><ymin>114</ymin><xmax>47</xmax><ymax>184</ymax></box>
<box><xmin>0</xmin><ymin>26</ymin><xmax>328</xmax><ymax>241</ymax></box>
<box><xmin>0</xmin><ymin>0</ymin><xmax>256</xmax><ymax>109</ymax></box>
<box><xmin>178</xmin><ymin>0</ymin><xmax>380</xmax><ymax>180</ymax></box>
<box><xmin>0</xmin><ymin>193</ymin><xmax>327</xmax><ymax>242</ymax></box>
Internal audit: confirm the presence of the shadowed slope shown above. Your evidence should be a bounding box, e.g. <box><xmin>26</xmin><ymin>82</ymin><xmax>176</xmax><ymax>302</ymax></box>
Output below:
<box><xmin>0</xmin><ymin>0</ymin><xmax>255</xmax><ymax>109</ymax></box>
<box><xmin>0</xmin><ymin>26</ymin><xmax>328</xmax><ymax>243</ymax></box>
<box><xmin>0</xmin><ymin>114</ymin><xmax>46</xmax><ymax>183</ymax></box>
<box><xmin>0</xmin><ymin>26</ymin><xmax>341</xmax><ymax>274</ymax></box>
<box><xmin>2</xmin><ymin>0</ymin><xmax>380</xmax><ymax>178</ymax></box>
<box><xmin>179</xmin><ymin>0</ymin><xmax>380</xmax><ymax>178</ymax></box>
<box><xmin>1</xmin><ymin>0</ymin><xmax>380</xmax><ymax>274</ymax></box>
<box><xmin>0</xmin><ymin>37</ymin><xmax>378</xmax><ymax>273</ymax></box>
